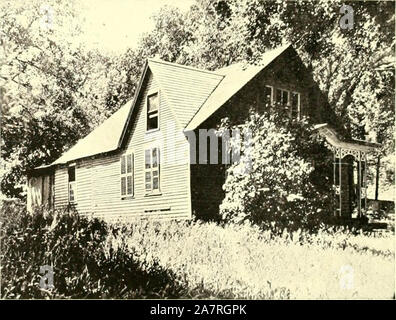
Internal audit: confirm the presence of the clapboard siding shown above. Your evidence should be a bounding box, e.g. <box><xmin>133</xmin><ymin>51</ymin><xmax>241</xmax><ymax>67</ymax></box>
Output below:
<box><xmin>54</xmin><ymin>167</ymin><xmax>68</xmax><ymax>209</ymax></box>
<box><xmin>53</xmin><ymin>70</ymin><xmax>192</xmax><ymax>220</ymax></box>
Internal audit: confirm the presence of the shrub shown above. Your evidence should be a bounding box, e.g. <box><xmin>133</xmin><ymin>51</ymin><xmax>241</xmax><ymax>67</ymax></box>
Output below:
<box><xmin>0</xmin><ymin>205</ymin><xmax>184</xmax><ymax>299</ymax></box>
<box><xmin>219</xmin><ymin>108</ymin><xmax>333</xmax><ymax>231</ymax></box>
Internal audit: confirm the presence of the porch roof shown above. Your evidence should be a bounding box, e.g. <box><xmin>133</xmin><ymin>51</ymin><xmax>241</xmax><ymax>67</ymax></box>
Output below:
<box><xmin>314</xmin><ymin>123</ymin><xmax>381</xmax><ymax>156</ymax></box>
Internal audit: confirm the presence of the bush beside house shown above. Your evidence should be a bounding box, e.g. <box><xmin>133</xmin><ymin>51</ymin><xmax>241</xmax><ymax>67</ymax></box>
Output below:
<box><xmin>220</xmin><ymin>109</ymin><xmax>334</xmax><ymax>231</ymax></box>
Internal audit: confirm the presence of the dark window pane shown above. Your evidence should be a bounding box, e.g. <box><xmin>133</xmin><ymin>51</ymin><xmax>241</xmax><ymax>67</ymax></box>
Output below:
<box><xmin>68</xmin><ymin>166</ymin><xmax>75</xmax><ymax>182</ymax></box>
<box><xmin>147</xmin><ymin>93</ymin><xmax>158</xmax><ymax>113</ymax></box>
<box><xmin>276</xmin><ymin>89</ymin><xmax>282</xmax><ymax>102</ymax></box>
<box><xmin>334</xmin><ymin>162</ymin><xmax>340</xmax><ymax>186</ymax></box>
<box><xmin>147</xmin><ymin>115</ymin><xmax>158</xmax><ymax>130</ymax></box>
<box><xmin>264</xmin><ymin>86</ymin><xmax>272</xmax><ymax>105</ymax></box>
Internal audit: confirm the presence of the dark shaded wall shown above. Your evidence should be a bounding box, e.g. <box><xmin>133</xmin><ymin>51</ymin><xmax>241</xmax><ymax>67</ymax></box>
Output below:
<box><xmin>190</xmin><ymin>47</ymin><xmax>340</xmax><ymax>221</ymax></box>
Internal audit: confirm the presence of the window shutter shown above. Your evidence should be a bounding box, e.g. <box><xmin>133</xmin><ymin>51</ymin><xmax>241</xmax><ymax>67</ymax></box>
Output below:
<box><xmin>153</xmin><ymin>148</ymin><xmax>160</xmax><ymax>191</ymax></box>
<box><xmin>121</xmin><ymin>154</ymin><xmax>133</xmax><ymax>197</ymax></box>
<box><xmin>121</xmin><ymin>155</ymin><xmax>126</xmax><ymax>174</ymax></box>
<box><xmin>121</xmin><ymin>177</ymin><xmax>126</xmax><ymax>196</ymax></box>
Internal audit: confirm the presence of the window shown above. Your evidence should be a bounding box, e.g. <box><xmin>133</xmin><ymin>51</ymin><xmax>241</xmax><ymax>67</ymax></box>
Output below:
<box><xmin>120</xmin><ymin>153</ymin><xmax>134</xmax><ymax>197</ymax></box>
<box><xmin>275</xmin><ymin>88</ymin><xmax>302</xmax><ymax>119</ymax></box>
<box><xmin>291</xmin><ymin>92</ymin><xmax>301</xmax><ymax>120</ymax></box>
<box><xmin>264</xmin><ymin>86</ymin><xmax>273</xmax><ymax>106</ymax></box>
<box><xmin>147</xmin><ymin>92</ymin><xmax>159</xmax><ymax>131</ymax></box>
<box><xmin>145</xmin><ymin>147</ymin><xmax>160</xmax><ymax>193</ymax></box>
<box><xmin>68</xmin><ymin>166</ymin><xmax>76</xmax><ymax>203</ymax></box>
<box><xmin>276</xmin><ymin>88</ymin><xmax>290</xmax><ymax>105</ymax></box>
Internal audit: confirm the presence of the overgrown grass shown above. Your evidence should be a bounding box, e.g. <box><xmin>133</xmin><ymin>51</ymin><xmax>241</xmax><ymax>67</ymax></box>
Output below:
<box><xmin>114</xmin><ymin>219</ymin><xmax>395</xmax><ymax>299</ymax></box>
<box><xmin>1</xmin><ymin>202</ymin><xmax>394</xmax><ymax>299</ymax></box>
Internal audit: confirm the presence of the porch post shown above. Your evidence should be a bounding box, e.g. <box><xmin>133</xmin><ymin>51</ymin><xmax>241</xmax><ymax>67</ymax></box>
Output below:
<box><xmin>364</xmin><ymin>153</ymin><xmax>367</xmax><ymax>216</ymax></box>
<box><xmin>339</xmin><ymin>153</ymin><xmax>342</xmax><ymax>217</ymax></box>
<box><xmin>333</xmin><ymin>152</ymin><xmax>336</xmax><ymax>217</ymax></box>
<box><xmin>358</xmin><ymin>151</ymin><xmax>362</xmax><ymax>218</ymax></box>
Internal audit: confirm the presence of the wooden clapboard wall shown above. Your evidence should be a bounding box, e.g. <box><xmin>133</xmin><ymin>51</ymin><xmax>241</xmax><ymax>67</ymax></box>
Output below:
<box><xmin>53</xmin><ymin>70</ymin><xmax>192</xmax><ymax>220</ymax></box>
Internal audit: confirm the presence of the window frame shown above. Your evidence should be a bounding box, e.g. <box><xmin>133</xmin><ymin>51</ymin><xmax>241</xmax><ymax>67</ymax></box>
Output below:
<box><xmin>264</xmin><ymin>85</ymin><xmax>274</xmax><ymax>106</ymax></box>
<box><xmin>276</xmin><ymin>88</ymin><xmax>290</xmax><ymax>106</ymax></box>
<box><xmin>144</xmin><ymin>146</ymin><xmax>161</xmax><ymax>195</ymax></box>
<box><xmin>68</xmin><ymin>164</ymin><xmax>76</xmax><ymax>204</ymax></box>
<box><xmin>146</xmin><ymin>90</ymin><xmax>160</xmax><ymax>132</ymax></box>
<box><xmin>120</xmin><ymin>152</ymin><xmax>134</xmax><ymax>199</ymax></box>
<box><xmin>290</xmin><ymin>91</ymin><xmax>301</xmax><ymax>120</ymax></box>
<box><xmin>274</xmin><ymin>87</ymin><xmax>302</xmax><ymax>120</ymax></box>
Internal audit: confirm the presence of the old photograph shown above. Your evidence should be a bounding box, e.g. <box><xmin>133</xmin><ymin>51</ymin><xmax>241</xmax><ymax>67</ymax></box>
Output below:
<box><xmin>0</xmin><ymin>0</ymin><xmax>395</xmax><ymax>304</ymax></box>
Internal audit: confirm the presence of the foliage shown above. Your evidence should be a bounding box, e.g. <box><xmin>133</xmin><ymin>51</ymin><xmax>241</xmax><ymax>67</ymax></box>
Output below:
<box><xmin>218</xmin><ymin>108</ymin><xmax>333</xmax><ymax>231</ymax></box>
<box><xmin>1</xmin><ymin>0</ymin><xmax>94</xmax><ymax>197</ymax></box>
<box><xmin>0</xmin><ymin>1</ymin><xmax>139</xmax><ymax>198</ymax></box>
<box><xmin>0</xmin><ymin>205</ymin><xmax>184</xmax><ymax>299</ymax></box>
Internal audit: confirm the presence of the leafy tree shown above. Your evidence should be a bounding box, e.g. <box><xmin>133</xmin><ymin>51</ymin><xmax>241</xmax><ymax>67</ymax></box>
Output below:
<box><xmin>0</xmin><ymin>0</ymin><xmax>115</xmax><ymax>198</ymax></box>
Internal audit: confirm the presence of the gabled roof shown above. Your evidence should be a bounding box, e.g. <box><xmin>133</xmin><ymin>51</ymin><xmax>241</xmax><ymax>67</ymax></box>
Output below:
<box><xmin>148</xmin><ymin>58</ymin><xmax>224</xmax><ymax>128</ymax></box>
<box><xmin>52</xmin><ymin>100</ymin><xmax>132</xmax><ymax>165</ymax></box>
<box><xmin>44</xmin><ymin>43</ymin><xmax>294</xmax><ymax>167</ymax></box>
<box><xmin>185</xmin><ymin>43</ymin><xmax>291</xmax><ymax>130</ymax></box>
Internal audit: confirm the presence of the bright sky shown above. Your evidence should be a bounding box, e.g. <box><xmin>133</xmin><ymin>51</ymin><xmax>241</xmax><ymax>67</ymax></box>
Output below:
<box><xmin>78</xmin><ymin>0</ymin><xmax>195</xmax><ymax>53</ymax></box>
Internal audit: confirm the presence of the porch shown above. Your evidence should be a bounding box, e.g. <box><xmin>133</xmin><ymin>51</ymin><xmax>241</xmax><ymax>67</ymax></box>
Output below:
<box><xmin>315</xmin><ymin>124</ymin><xmax>381</xmax><ymax>221</ymax></box>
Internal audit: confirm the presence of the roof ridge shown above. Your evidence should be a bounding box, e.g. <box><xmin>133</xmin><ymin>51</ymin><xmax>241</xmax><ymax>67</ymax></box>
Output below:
<box><xmin>147</xmin><ymin>58</ymin><xmax>223</xmax><ymax>76</ymax></box>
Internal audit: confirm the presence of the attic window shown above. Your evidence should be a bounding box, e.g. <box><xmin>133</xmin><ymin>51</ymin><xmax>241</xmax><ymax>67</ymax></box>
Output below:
<box><xmin>275</xmin><ymin>88</ymin><xmax>302</xmax><ymax>120</ymax></box>
<box><xmin>276</xmin><ymin>88</ymin><xmax>290</xmax><ymax>105</ymax></box>
<box><xmin>264</xmin><ymin>86</ymin><xmax>273</xmax><ymax>106</ymax></box>
<box><xmin>147</xmin><ymin>92</ymin><xmax>159</xmax><ymax>131</ymax></box>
